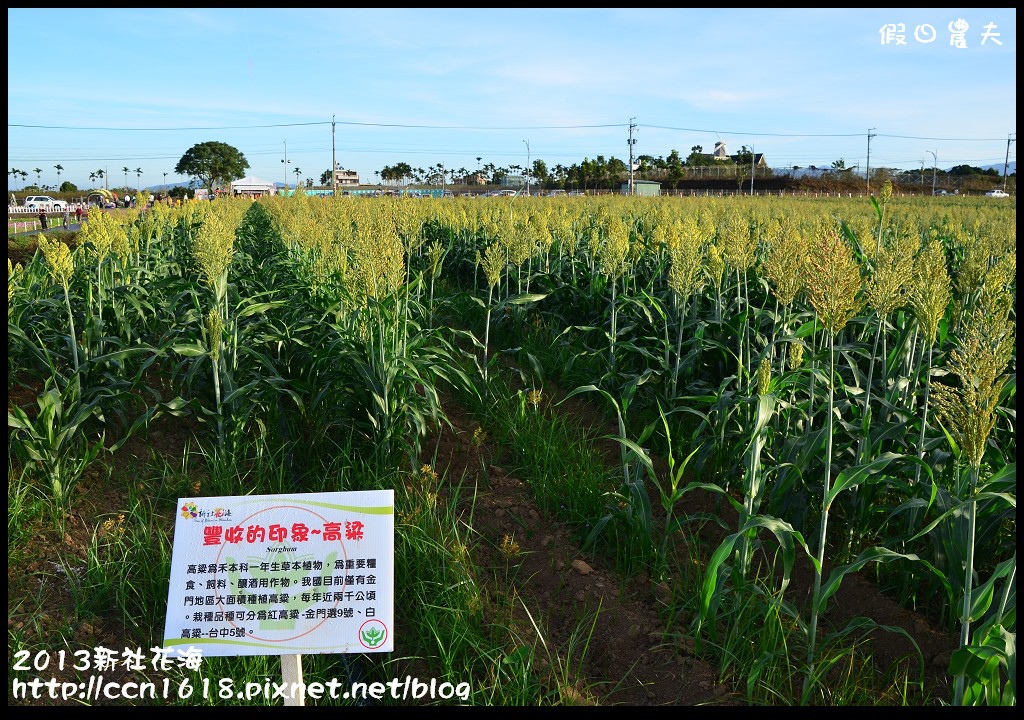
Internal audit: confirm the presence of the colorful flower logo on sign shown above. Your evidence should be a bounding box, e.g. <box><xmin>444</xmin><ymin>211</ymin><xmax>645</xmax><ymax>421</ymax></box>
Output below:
<box><xmin>181</xmin><ymin>502</ymin><xmax>199</xmax><ymax>519</ymax></box>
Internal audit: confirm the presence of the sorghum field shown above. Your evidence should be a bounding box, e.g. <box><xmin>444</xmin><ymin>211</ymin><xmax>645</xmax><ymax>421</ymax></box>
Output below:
<box><xmin>7</xmin><ymin>188</ymin><xmax>1015</xmax><ymax>705</ymax></box>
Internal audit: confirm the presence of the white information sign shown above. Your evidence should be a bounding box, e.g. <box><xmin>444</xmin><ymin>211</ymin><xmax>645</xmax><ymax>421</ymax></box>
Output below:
<box><xmin>162</xmin><ymin>490</ymin><xmax>394</xmax><ymax>657</ymax></box>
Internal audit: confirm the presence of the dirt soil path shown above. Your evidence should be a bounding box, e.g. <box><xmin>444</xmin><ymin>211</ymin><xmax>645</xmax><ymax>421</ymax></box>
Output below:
<box><xmin>425</xmin><ymin>376</ymin><xmax>957</xmax><ymax>705</ymax></box>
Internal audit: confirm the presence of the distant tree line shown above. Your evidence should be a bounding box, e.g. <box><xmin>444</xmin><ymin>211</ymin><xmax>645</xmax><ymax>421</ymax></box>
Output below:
<box><xmin>12</xmin><ymin>141</ymin><xmax>1013</xmax><ymax>198</ymax></box>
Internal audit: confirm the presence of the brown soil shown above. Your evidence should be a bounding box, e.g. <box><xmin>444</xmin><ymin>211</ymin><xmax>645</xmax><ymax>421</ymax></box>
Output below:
<box><xmin>419</xmin><ymin>381</ymin><xmax>957</xmax><ymax>706</ymax></box>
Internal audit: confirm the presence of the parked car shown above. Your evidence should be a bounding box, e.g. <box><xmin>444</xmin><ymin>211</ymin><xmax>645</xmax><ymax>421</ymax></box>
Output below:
<box><xmin>24</xmin><ymin>195</ymin><xmax>69</xmax><ymax>211</ymax></box>
<box><xmin>985</xmin><ymin>188</ymin><xmax>1010</xmax><ymax>198</ymax></box>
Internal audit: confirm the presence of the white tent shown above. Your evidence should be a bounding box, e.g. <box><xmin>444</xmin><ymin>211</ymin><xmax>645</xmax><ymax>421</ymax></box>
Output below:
<box><xmin>229</xmin><ymin>176</ymin><xmax>276</xmax><ymax>197</ymax></box>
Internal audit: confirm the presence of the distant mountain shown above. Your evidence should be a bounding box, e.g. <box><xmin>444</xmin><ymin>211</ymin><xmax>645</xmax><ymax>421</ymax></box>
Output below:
<box><xmin>786</xmin><ymin>162</ymin><xmax>1015</xmax><ymax>178</ymax></box>
<box><xmin>979</xmin><ymin>161</ymin><xmax>1015</xmax><ymax>176</ymax></box>
<box><xmin>143</xmin><ymin>182</ymin><xmax>193</xmax><ymax>192</ymax></box>
<box><xmin>788</xmin><ymin>167</ymin><xmax>836</xmax><ymax>178</ymax></box>
<box><xmin>145</xmin><ymin>181</ymin><xmax>292</xmax><ymax>191</ymax></box>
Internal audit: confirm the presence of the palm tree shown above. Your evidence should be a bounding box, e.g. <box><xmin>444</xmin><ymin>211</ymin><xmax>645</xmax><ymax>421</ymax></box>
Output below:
<box><xmin>89</xmin><ymin>172</ymin><xmax>97</xmax><ymax>187</ymax></box>
<box><xmin>293</xmin><ymin>167</ymin><xmax>301</xmax><ymax>186</ymax></box>
<box><xmin>9</xmin><ymin>168</ymin><xmax>21</xmax><ymax>190</ymax></box>
<box><xmin>54</xmin><ymin>164</ymin><xmax>64</xmax><ymax>190</ymax></box>
<box><xmin>122</xmin><ymin>166</ymin><xmax>130</xmax><ymax>193</ymax></box>
<box><xmin>135</xmin><ymin>167</ymin><xmax>143</xmax><ymax>192</ymax></box>
<box><xmin>95</xmin><ymin>169</ymin><xmax>105</xmax><ymax>188</ymax></box>
<box><xmin>33</xmin><ymin>167</ymin><xmax>43</xmax><ymax>187</ymax></box>
<box><xmin>20</xmin><ymin>170</ymin><xmax>28</xmax><ymax>188</ymax></box>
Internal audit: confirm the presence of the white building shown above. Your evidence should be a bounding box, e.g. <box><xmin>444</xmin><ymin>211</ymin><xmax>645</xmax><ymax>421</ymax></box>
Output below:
<box><xmin>230</xmin><ymin>176</ymin><xmax>277</xmax><ymax>198</ymax></box>
<box><xmin>334</xmin><ymin>165</ymin><xmax>360</xmax><ymax>187</ymax></box>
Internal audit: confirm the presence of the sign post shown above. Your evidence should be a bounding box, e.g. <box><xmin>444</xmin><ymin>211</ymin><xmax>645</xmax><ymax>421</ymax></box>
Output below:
<box><xmin>280</xmin><ymin>654</ymin><xmax>304</xmax><ymax>706</ymax></box>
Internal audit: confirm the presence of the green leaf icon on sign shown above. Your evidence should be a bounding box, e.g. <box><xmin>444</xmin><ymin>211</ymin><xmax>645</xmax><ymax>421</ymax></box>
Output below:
<box><xmin>361</xmin><ymin>626</ymin><xmax>385</xmax><ymax>648</ymax></box>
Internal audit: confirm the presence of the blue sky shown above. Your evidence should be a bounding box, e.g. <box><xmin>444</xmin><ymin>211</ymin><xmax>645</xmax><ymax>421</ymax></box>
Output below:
<box><xmin>7</xmin><ymin>8</ymin><xmax>1017</xmax><ymax>192</ymax></box>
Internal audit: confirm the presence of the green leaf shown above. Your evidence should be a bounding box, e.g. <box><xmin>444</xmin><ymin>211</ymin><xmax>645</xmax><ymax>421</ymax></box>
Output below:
<box><xmin>908</xmin><ymin>484</ymin><xmax>1016</xmax><ymax>544</ymax></box>
<box><xmin>949</xmin><ymin>625</ymin><xmax>1015</xmax><ymax>707</ymax></box>
<box><xmin>699</xmin><ymin>515</ymin><xmax>807</xmax><ymax>622</ymax></box>
<box><xmin>749</xmin><ymin>394</ymin><xmax>775</xmax><ymax>439</ymax></box>
<box><xmin>88</xmin><ymin>345</ymin><xmax>158</xmax><ymax>364</ymax></box>
<box><xmin>502</xmin><ymin>292</ymin><xmax>548</xmax><ymax>306</ymax></box>
<box><xmin>235</xmin><ymin>299</ymin><xmax>287</xmax><ymax>319</ymax></box>
<box><xmin>869</xmin><ymin>194</ymin><xmax>882</xmax><ymax>222</ymax></box>
<box><xmin>609</xmin><ymin>436</ymin><xmax>654</xmax><ymax>477</ymax></box>
<box><xmin>795</xmin><ymin>319</ymin><xmax>820</xmax><ymax>338</ymax></box>
<box><xmin>818</xmin><ymin>546</ymin><xmax>949</xmax><ymax>611</ymax></box>
<box><xmin>168</xmin><ymin>342</ymin><xmax>208</xmax><ymax>357</ymax></box>
<box><xmin>968</xmin><ymin>556</ymin><xmax>1016</xmax><ymax>626</ymax></box>
<box><xmin>824</xmin><ymin>452</ymin><xmax>901</xmax><ymax>511</ymax></box>
<box><xmin>699</xmin><ymin>531</ymin><xmax>741</xmax><ymax>620</ymax></box>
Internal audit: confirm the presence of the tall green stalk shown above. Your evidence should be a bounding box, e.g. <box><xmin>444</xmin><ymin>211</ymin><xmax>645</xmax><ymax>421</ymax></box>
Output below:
<box><xmin>192</xmin><ymin>210</ymin><xmax>237</xmax><ymax>452</ymax></box>
<box><xmin>931</xmin><ymin>302</ymin><xmax>1014</xmax><ymax>705</ymax></box>
<box><xmin>857</xmin><ymin>318</ymin><xmax>883</xmax><ymax>463</ymax></box>
<box><xmin>913</xmin><ymin>343</ymin><xmax>933</xmax><ymax>487</ymax></box>
<box><xmin>609</xmin><ymin>276</ymin><xmax>619</xmax><ymax>374</ymax></box>
<box><xmin>909</xmin><ymin>237</ymin><xmax>952</xmax><ymax>488</ymax></box>
<box><xmin>804</xmin><ymin>329</ymin><xmax>835</xmax><ymax>691</ymax></box>
<box><xmin>806</xmin><ymin>310</ymin><xmax>819</xmax><ymax>434</ymax></box>
<box><xmin>597</xmin><ymin>215</ymin><xmax>629</xmax><ymax>377</ymax></box>
<box><xmin>739</xmin><ymin>357</ymin><xmax>773</xmax><ymax>579</ymax></box>
<box><xmin>206</xmin><ymin>308</ymin><xmax>225</xmax><ymax>451</ymax></box>
<box><xmin>802</xmin><ymin>227</ymin><xmax>862</xmax><ymax>701</ymax></box>
<box><xmin>953</xmin><ymin>464</ymin><xmax>980</xmax><ymax>705</ymax></box>
<box><xmin>672</xmin><ymin>297</ymin><xmax>686</xmax><ymax>399</ymax></box>
<box><xmin>38</xmin><ymin>235</ymin><xmax>80</xmax><ymax>373</ymax></box>
<box><xmin>480</xmin><ymin>243</ymin><xmax>504</xmax><ymax>395</ymax></box>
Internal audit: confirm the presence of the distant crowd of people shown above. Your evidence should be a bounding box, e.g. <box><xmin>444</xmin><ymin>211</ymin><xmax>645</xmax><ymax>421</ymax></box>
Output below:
<box><xmin>29</xmin><ymin>193</ymin><xmax>204</xmax><ymax>234</ymax></box>
<box><xmin>37</xmin><ymin>205</ymin><xmax>82</xmax><ymax>230</ymax></box>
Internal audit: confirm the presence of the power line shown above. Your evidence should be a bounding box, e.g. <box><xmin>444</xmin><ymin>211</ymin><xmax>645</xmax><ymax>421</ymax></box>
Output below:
<box><xmin>9</xmin><ymin>120</ymin><xmax>625</xmax><ymax>132</ymax></box>
<box><xmin>333</xmin><ymin>121</ymin><xmax>624</xmax><ymax>130</ymax></box>
<box><xmin>642</xmin><ymin>124</ymin><xmax>863</xmax><ymax>138</ymax></box>
<box><xmin>9</xmin><ymin>122</ymin><xmax>330</xmax><ymax>131</ymax></box>
<box><xmin>641</xmin><ymin>124</ymin><xmax>1009</xmax><ymax>143</ymax></box>
<box><xmin>877</xmin><ymin>133</ymin><xmax>1010</xmax><ymax>142</ymax></box>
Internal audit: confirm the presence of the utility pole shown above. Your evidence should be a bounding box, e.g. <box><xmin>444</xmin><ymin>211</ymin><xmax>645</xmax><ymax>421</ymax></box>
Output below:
<box><xmin>866</xmin><ymin>128</ymin><xmax>876</xmax><ymax>195</ymax></box>
<box><xmin>523</xmin><ymin>139</ymin><xmax>530</xmax><ymax>195</ymax></box>
<box><xmin>928</xmin><ymin>150</ymin><xmax>938</xmax><ymax>195</ymax></box>
<box><xmin>750</xmin><ymin>144</ymin><xmax>755</xmax><ymax>196</ymax></box>
<box><xmin>627</xmin><ymin>118</ymin><xmax>637</xmax><ymax>195</ymax></box>
<box><xmin>281</xmin><ymin>141</ymin><xmax>289</xmax><ymax>195</ymax></box>
<box><xmin>1003</xmin><ymin>133</ymin><xmax>1015</xmax><ymax>191</ymax></box>
<box><xmin>332</xmin><ymin>115</ymin><xmax>337</xmax><ymax>197</ymax></box>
